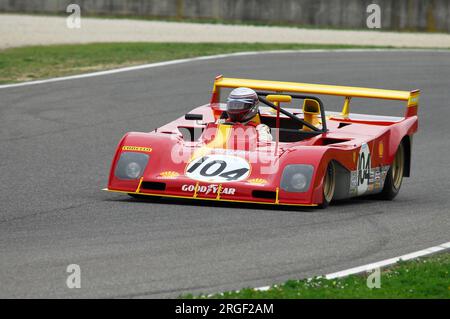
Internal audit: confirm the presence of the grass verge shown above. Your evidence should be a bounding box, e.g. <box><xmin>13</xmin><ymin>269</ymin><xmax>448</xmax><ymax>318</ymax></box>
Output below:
<box><xmin>183</xmin><ymin>252</ymin><xmax>450</xmax><ymax>298</ymax></box>
<box><xmin>0</xmin><ymin>42</ymin><xmax>388</xmax><ymax>84</ymax></box>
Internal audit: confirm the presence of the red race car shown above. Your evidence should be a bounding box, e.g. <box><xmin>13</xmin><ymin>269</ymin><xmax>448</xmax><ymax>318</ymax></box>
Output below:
<box><xmin>105</xmin><ymin>76</ymin><xmax>419</xmax><ymax>208</ymax></box>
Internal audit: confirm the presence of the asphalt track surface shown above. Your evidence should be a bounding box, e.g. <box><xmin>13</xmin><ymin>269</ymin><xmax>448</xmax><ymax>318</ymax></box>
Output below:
<box><xmin>0</xmin><ymin>51</ymin><xmax>449</xmax><ymax>298</ymax></box>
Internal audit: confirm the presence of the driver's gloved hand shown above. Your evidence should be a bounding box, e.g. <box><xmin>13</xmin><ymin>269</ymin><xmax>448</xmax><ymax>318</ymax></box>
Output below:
<box><xmin>256</xmin><ymin>124</ymin><xmax>273</xmax><ymax>142</ymax></box>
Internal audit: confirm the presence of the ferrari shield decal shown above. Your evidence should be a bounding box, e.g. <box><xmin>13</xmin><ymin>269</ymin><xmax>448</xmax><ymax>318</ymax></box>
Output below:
<box><xmin>185</xmin><ymin>155</ymin><xmax>251</xmax><ymax>183</ymax></box>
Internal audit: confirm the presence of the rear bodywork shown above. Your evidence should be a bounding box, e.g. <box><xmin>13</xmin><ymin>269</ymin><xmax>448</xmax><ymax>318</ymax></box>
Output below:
<box><xmin>106</xmin><ymin>77</ymin><xmax>419</xmax><ymax>207</ymax></box>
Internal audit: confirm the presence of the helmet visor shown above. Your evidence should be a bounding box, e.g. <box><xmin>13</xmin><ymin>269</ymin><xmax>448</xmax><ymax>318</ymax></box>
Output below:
<box><xmin>226</xmin><ymin>98</ymin><xmax>255</xmax><ymax>113</ymax></box>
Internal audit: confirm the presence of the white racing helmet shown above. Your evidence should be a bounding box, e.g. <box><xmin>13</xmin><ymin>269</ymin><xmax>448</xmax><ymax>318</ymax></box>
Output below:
<box><xmin>226</xmin><ymin>87</ymin><xmax>259</xmax><ymax>123</ymax></box>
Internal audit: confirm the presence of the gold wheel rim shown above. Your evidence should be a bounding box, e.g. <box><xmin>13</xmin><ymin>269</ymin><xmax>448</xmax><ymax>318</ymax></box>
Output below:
<box><xmin>323</xmin><ymin>163</ymin><xmax>335</xmax><ymax>203</ymax></box>
<box><xmin>392</xmin><ymin>144</ymin><xmax>404</xmax><ymax>190</ymax></box>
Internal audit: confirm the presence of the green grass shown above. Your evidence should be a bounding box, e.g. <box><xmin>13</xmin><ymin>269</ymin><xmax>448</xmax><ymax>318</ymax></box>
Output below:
<box><xmin>183</xmin><ymin>253</ymin><xmax>450</xmax><ymax>298</ymax></box>
<box><xmin>0</xmin><ymin>42</ymin><xmax>388</xmax><ymax>84</ymax></box>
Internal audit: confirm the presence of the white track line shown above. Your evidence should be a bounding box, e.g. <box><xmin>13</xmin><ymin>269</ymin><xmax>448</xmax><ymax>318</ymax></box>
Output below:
<box><xmin>325</xmin><ymin>241</ymin><xmax>450</xmax><ymax>279</ymax></box>
<box><xmin>1</xmin><ymin>48</ymin><xmax>449</xmax><ymax>90</ymax></box>
<box><xmin>252</xmin><ymin>241</ymin><xmax>450</xmax><ymax>292</ymax></box>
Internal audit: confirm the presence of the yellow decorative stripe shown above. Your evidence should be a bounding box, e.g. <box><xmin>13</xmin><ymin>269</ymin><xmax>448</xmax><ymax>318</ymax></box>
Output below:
<box><xmin>193</xmin><ymin>182</ymin><xmax>199</xmax><ymax>198</ymax></box>
<box><xmin>216</xmin><ymin>184</ymin><xmax>223</xmax><ymax>200</ymax></box>
<box><xmin>122</xmin><ymin>146</ymin><xmax>152</xmax><ymax>152</ymax></box>
<box><xmin>136</xmin><ymin>177</ymin><xmax>144</xmax><ymax>193</ymax></box>
<box><xmin>191</xmin><ymin>124</ymin><xmax>233</xmax><ymax>160</ymax></box>
<box><xmin>103</xmin><ymin>188</ymin><xmax>318</xmax><ymax>207</ymax></box>
<box><xmin>214</xmin><ymin>124</ymin><xmax>232</xmax><ymax>149</ymax></box>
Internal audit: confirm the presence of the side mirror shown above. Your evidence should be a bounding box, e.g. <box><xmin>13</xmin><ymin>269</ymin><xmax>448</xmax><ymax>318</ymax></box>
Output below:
<box><xmin>266</xmin><ymin>94</ymin><xmax>292</xmax><ymax>104</ymax></box>
<box><xmin>185</xmin><ymin>113</ymin><xmax>203</xmax><ymax>121</ymax></box>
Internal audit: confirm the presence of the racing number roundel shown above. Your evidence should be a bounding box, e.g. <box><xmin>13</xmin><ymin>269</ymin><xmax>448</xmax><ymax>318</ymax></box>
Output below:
<box><xmin>357</xmin><ymin>143</ymin><xmax>371</xmax><ymax>195</ymax></box>
<box><xmin>186</xmin><ymin>155</ymin><xmax>251</xmax><ymax>183</ymax></box>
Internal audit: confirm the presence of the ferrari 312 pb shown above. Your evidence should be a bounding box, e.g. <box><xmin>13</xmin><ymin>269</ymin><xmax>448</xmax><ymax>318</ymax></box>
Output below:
<box><xmin>105</xmin><ymin>76</ymin><xmax>419</xmax><ymax>208</ymax></box>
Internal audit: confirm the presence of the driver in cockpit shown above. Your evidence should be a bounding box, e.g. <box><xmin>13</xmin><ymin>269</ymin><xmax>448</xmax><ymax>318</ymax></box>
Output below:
<box><xmin>219</xmin><ymin>87</ymin><xmax>273</xmax><ymax>142</ymax></box>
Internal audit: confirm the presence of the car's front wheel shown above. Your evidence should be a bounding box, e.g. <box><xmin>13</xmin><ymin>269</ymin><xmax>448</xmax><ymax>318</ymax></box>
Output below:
<box><xmin>318</xmin><ymin>161</ymin><xmax>335</xmax><ymax>209</ymax></box>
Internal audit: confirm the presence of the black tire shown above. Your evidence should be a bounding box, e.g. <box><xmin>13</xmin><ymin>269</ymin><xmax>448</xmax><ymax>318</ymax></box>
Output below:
<box><xmin>378</xmin><ymin>143</ymin><xmax>404</xmax><ymax>200</ymax></box>
<box><xmin>318</xmin><ymin>162</ymin><xmax>335</xmax><ymax>209</ymax></box>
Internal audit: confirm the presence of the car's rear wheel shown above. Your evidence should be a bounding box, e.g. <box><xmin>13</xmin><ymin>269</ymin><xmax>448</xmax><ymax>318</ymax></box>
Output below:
<box><xmin>379</xmin><ymin>143</ymin><xmax>404</xmax><ymax>200</ymax></box>
<box><xmin>319</xmin><ymin>162</ymin><xmax>335</xmax><ymax>209</ymax></box>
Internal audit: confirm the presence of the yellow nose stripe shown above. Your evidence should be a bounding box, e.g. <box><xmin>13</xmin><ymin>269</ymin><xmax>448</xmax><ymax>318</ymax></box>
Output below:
<box><xmin>213</xmin><ymin>124</ymin><xmax>233</xmax><ymax>149</ymax></box>
<box><xmin>191</xmin><ymin>124</ymin><xmax>232</xmax><ymax>160</ymax></box>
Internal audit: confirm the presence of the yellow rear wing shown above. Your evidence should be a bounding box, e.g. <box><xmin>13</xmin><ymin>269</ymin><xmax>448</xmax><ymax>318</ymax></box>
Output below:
<box><xmin>210</xmin><ymin>76</ymin><xmax>420</xmax><ymax>118</ymax></box>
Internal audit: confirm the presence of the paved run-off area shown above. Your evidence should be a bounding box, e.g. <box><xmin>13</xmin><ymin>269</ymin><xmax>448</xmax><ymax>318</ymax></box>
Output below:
<box><xmin>1</xmin><ymin>14</ymin><xmax>450</xmax><ymax>49</ymax></box>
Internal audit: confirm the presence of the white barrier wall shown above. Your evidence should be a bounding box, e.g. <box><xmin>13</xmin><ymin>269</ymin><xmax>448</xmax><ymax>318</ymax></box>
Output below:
<box><xmin>1</xmin><ymin>0</ymin><xmax>449</xmax><ymax>32</ymax></box>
